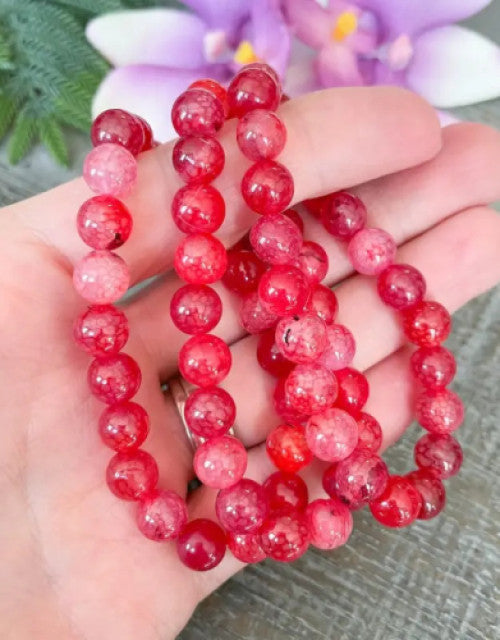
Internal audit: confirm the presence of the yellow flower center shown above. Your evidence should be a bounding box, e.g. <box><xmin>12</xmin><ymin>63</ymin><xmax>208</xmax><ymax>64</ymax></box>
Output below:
<box><xmin>332</xmin><ymin>11</ymin><xmax>358</xmax><ymax>42</ymax></box>
<box><xmin>234</xmin><ymin>40</ymin><xmax>259</xmax><ymax>65</ymax></box>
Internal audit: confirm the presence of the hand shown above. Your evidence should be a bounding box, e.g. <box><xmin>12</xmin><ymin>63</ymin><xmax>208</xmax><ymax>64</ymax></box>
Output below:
<box><xmin>1</xmin><ymin>86</ymin><xmax>499</xmax><ymax>640</ymax></box>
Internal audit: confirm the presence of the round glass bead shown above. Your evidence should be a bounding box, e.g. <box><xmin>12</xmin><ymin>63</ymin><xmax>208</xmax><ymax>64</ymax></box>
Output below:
<box><xmin>193</xmin><ymin>435</ymin><xmax>247</xmax><ymax>489</ymax></box>
<box><xmin>171</xmin><ymin>184</ymin><xmax>225</xmax><ymax>234</ymax></box>
<box><xmin>305</xmin><ymin>498</ymin><xmax>353</xmax><ymax>550</ymax></box>
<box><xmin>414</xmin><ymin>433</ymin><xmax>463</xmax><ymax>478</ymax></box>
<box><xmin>335</xmin><ymin>367</ymin><xmax>369</xmax><ymax>416</ymax></box>
<box><xmin>322</xmin><ymin>463</ymin><xmax>338</xmax><ymax>497</ymax></box>
<box><xmin>172</xmin><ymin>135</ymin><xmax>225</xmax><ymax>184</ymax></box>
<box><xmin>171</xmin><ymin>88</ymin><xmax>224</xmax><ymax>137</ymax></box>
<box><xmin>318</xmin><ymin>324</ymin><xmax>356</xmax><ymax>371</ymax></box>
<box><xmin>258</xmin><ymin>264</ymin><xmax>309</xmax><ymax>316</ymax></box>
<box><xmin>377</xmin><ymin>263</ymin><xmax>426</xmax><ymax>310</ymax></box>
<box><xmin>77</xmin><ymin>195</ymin><xmax>132</xmax><ymax>250</ymax></box>
<box><xmin>227</xmin><ymin>67</ymin><xmax>281</xmax><ymax>117</ymax></box>
<box><xmin>184</xmin><ymin>386</ymin><xmax>236</xmax><ymax>438</ymax></box>
<box><xmin>227</xmin><ymin>532</ymin><xmax>266</xmax><ymax>564</ymax></box>
<box><xmin>188</xmin><ymin>78</ymin><xmax>228</xmax><ymax>112</ymax></box>
<box><xmin>136</xmin><ymin>115</ymin><xmax>153</xmax><ymax>151</ymax></box>
<box><xmin>305</xmin><ymin>284</ymin><xmax>338</xmax><ymax>324</ymax></box>
<box><xmin>83</xmin><ymin>143</ymin><xmax>137</xmax><ymax>197</ymax></box>
<box><xmin>249</xmin><ymin>213</ymin><xmax>302</xmax><ymax>265</ymax></box>
<box><xmin>306</xmin><ymin>407</ymin><xmax>358</xmax><ymax>462</ymax></box>
<box><xmin>415</xmin><ymin>389</ymin><xmax>464</xmax><ymax>435</ymax></box>
<box><xmin>304</xmin><ymin>194</ymin><xmax>329</xmax><ymax>219</ymax></box>
<box><xmin>239</xmin><ymin>291</ymin><xmax>279</xmax><ymax>334</ymax></box>
<box><xmin>106</xmin><ymin>449</ymin><xmax>159</xmax><ymax>501</ymax></box>
<box><xmin>348</xmin><ymin>228</ymin><xmax>397</xmax><ymax>276</ymax></box>
<box><xmin>259</xmin><ymin>512</ymin><xmax>309</xmax><ymax>562</ymax></box>
<box><xmin>410</xmin><ymin>346</ymin><xmax>457</xmax><ymax>389</ymax></box>
<box><xmin>178</xmin><ymin>333</ymin><xmax>232</xmax><ymax>388</ymax></box>
<box><xmin>98</xmin><ymin>401</ymin><xmax>149</xmax><ymax>452</ymax></box>
<box><xmin>91</xmin><ymin>109</ymin><xmax>145</xmax><ymax>156</ymax></box>
<box><xmin>241</xmin><ymin>160</ymin><xmax>294</xmax><ymax>216</ymax></box>
<box><xmin>369</xmin><ymin>475</ymin><xmax>422</xmax><ymax>528</ymax></box>
<box><xmin>136</xmin><ymin>490</ymin><xmax>188</xmax><ymax>541</ymax></box>
<box><xmin>406</xmin><ymin>469</ymin><xmax>446</xmax><ymax>520</ymax></box>
<box><xmin>283</xmin><ymin>208</ymin><xmax>304</xmax><ymax>233</ymax></box>
<box><xmin>356</xmin><ymin>412</ymin><xmax>383</xmax><ymax>452</ymax></box>
<box><xmin>333</xmin><ymin>449</ymin><xmax>389</xmax><ymax>510</ymax></box>
<box><xmin>243</xmin><ymin>62</ymin><xmax>280</xmax><ymax>84</ymax></box>
<box><xmin>402</xmin><ymin>301</ymin><xmax>452</xmax><ymax>347</ymax></box>
<box><xmin>257</xmin><ymin>329</ymin><xmax>294</xmax><ymax>378</ymax></box>
<box><xmin>176</xmin><ymin>518</ymin><xmax>226</xmax><ymax>571</ymax></box>
<box><xmin>321</xmin><ymin>191</ymin><xmax>367</xmax><ymax>240</ymax></box>
<box><xmin>285</xmin><ymin>363</ymin><xmax>338</xmax><ymax>416</ymax></box>
<box><xmin>222</xmin><ymin>249</ymin><xmax>266</xmax><ymax>295</ymax></box>
<box><xmin>274</xmin><ymin>313</ymin><xmax>328</xmax><ymax>364</ymax></box>
<box><xmin>88</xmin><ymin>353</ymin><xmax>141</xmax><ymax>404</ymax></box>
<box><xmin>294</xmin><ymin>241</ymin><xmax>328</xmax><ymax>284</ymax></box>
<box><xmin>273</xmin><ymin>378</ymin><xmax>307</xmax><ymax>424</ymax></box>
<box><xmin>74</xmin><ymin>304</ymin><xmax>129</xmax><ymax>356</ymax></box>
<box><xmin>174</xmin><ymin>233</ymin><xmax>228</xmax><ymax>285</ymax></box>
<box><xmin>236</xmin><ymin>109</ymin><xmax>286</xmax><ymax>161</ymax></box>
<box><xmin>170</xmin><ymin>284</ymin><xmax>222</xmax><ymax>335</ymax></box>
<box><xmin>263</xmin><ymin>471</ymin><xmax>309</xmax><ymax>514</ymax></box>
<box><xmin>73</xmin><ymin>250</ymin><xmax>130</xmax><ymax>304</ymax></box>
<box><xmin>215</xmin><ymin>479</ymin><xmax>268</xmax><ymax>534</ymax></box>
<box><xmin>266</xmin><ymin>424</ymin><xmax>313</xmax><ymax>473</ymax></box>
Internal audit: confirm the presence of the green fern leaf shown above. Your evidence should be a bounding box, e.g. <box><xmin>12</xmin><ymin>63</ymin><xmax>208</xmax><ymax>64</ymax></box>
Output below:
<box><xmin>38</xmin><ymin>118</ymin><xmax>69</xmax><ymax>166</ymax></box>
<box><xmin>0</xmin><ymin>95</ymin><xmax>17</xmax><ymax>142</ymax></box>
<box><xmin>8</xmin><ymin>113</ymin><xmax>38</xmax><ymax>164</ymax></box>
<box><xmin>53</xmin><ymin>0</ymin><xmax>123</xmax><ymax>13</ymax></box>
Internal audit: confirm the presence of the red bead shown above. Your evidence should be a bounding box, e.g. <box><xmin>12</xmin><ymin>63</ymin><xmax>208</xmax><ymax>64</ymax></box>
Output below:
<box><xmin>356</xmin><ymin>412</ymin><xmax>382</xmax><ymax>453</ymax></box>
<box><xmin>263</xmin><ymin>471</ymin><xmax>308</xmax><ymax>514</ymax></box>
<box><xmin>322</xmin><ymin>463</ymin><xmax>338</xmax><ymax>497</ymax></box>
<box><xmin>184</xmin><ymin>386</ymin><xmax>236</xmax><ymax>438</ymax></box>
<box><xmin>406</xmin><ymin>469</ymin><xmax>446</xmax><ymax>520</ymax></box>
<box><xmin>285</xmin><ymin>363</ymin><xmax>338</xmax><ymax>416</ymax></box>
<box><xmin>274</xmin><ymin>313</ymin><xmax>328</xmax><ymax>364</ymax></box>
<box><xmin>106</xmin><ymin>449</ymin><xmax>159</xmax><ymax>500</ymax></box>
<box><xmin>410</xmin><ymin>346</ymin><xmax>457</xmax><ymax>389</ymax></box>
<box><xmin>227</xmin><ymin>532</ymin><xmax>266</xmax><ymax>564</ymax></box>
<box><xmin>136</xmin><ymin>115</ymin><xmax>153</xmax><ymax>151</ymax></box>
<box><xmin>415</xmin><ymin>388</ymin><xmax>464</xmax><ymax>435</ymax></box>
<box><xmin>306</xmin><ymin>407</ymin><xmax>358</xmax><ymax>462</ymax></box>
<box><xmin>402</xmin><ymin>301</ymin><xmax>452</xmax><ymax>347</ymax></box>
<box><xmin>239</xmin><ymin>291</ymin><xmax>278</xmax><ymax>334</ymax></box>
<box><xmin>222</xmin><ymin>249</ymin><xmax>266</xmax><ymax>295</ymax></box>
<box><xmin>377</xmin><ymin>264</ymin><xmax>426</xmax><ymax>310</ymax></box>
<box><xmin>243</xmin><ymin>62</ymin><xmax>280</xmax><ymax>84</ymax></box>
<box><xmin>258</xmin><ymin>264</ymin><xmax>309</xmax><ymax>316</ymax></box>
<box><xmin>188</xmin><ymin>78</ymin><xmax>228</xmax><ymax>114</ymax></box>
<box><xmin>171</xmin><ymin>88</ymin><xmax>224</xmax><ymax>137</ymax></box>
<box><xmin>304</xmin><ymin>194</ymin><xmax>330</xmax><ymax>219</ymax></box>
<box><xmin>174</xmin><ymin>233</ymin><xmax>228</xmax><ymax>284</ymax></box>
<box><xmin>321</xmin><ymin>191</ymin><xmax>367</xmax><ymax>240</ymax></box>
<box><xmin>176</xmin><ymin>518</ymin><xmax>226</xmax><ymax>571</ymax></box>
<box><xmin>88</xmin><ymin>353</ymin><xmax>141</xmax><ymax>404</ymax></box>
<box><xmin>282</xmin><ymin>208</ymin><xmax>304</xmax><ymax>233</ymax></box>
<box><xmin>77</xmin><ymin>195</ymin><xmax>132</xmax><ymax>250</ymax></box>
<box><xmin>241</xmin><ymin>160</ymin><xmax>294</xmax><ymax>215</ymax></box>
<box><xmin>73</xmin><ymin>250</ymin><xmax>130</xmax><ymax>305</ymax></box>
<box><xmin>215</xmin><ymin>478</ymin><xmax>268</xmax><ymax>533</ymax></box>
<box><xmin>294</xmin><ymin>241</ymin><xmax>329</xmax><ymax>285</ymax></box>
<box><xmin>136</xmin><ymin>490</ymin><xmax>188</xmax><ymax>541</ymax></box>
<box><xmin>369</xmin><ymin>475</ymin><xmax>422</xmax><ymax>528</ymax></box>
<box><xmin>178</xmin><ymin>334</ymin><xmax>232</xmax><ymax>388</ymax></box>
<box><xmin>334</xmin><ymin>368</ymin><xmax>369</xmax><ymax>416</ymax></box>
<box><xmin>227</xmin><ymin>68</ymin><xmax>281</xmax><ymax>117</ymax></box>
<box><xmin>260</xmin><ymin>512</ymin><xmax>309</xmax><ymax>562</ymax></box>
<box><xmin>414</xmin><ymin>433</ymin><xmax>463</xmax><ymax>478</ymax></box>
<box><xmin>171</xmin><ymin>184</ymin><xmax>225</xmax><ymax>234</ymax></box>
<box><xmin>193</xmin><ymin>435</ymin><xmax>247</xmax><ymax>489</ymax></box>
<box><xmin>236</xmin><ymin>109</ymin><xmax>286</xmax><ymax>161</ymax></box>
<box><xmin>333</xmin><ymin>449</ymin><xmax>389</xmax><ymax>509</ymax></box>
<box><xmin>172</xmin><ymin>136</ymin><xmax>225</xmax><ymax>185</ymax></box>
<box><xmin>98</xmin><ymin>401</ymin><xmax>149</xmax><ymax>452</ymax></box>
<box><xmin>305</xmin><ymin>498</ymin><xmax>353</xmax><ymax>550</ymax></box>
<box><xmin>348</xmin><ymin>228</ymin><xmax>396</xmax><ymax>276</ymax></box>
<box><xmin>273</xmin><ymin>378</ymin><xmax>306</xmax><ymax>423</ymax></box>
<box><xmin>256</xmin><ymin>329</ymin><xmax>294</xmax><ymax>378</ymax></box>
<box><xmin>305</xmin><ymin>284</ymin><xmax>338</xmax><ymax>324</ymax></box>
<box><xmin>91</xmin><ymin>109</ymin><xmax>145</xmax><ymax>156</ymax></box>
<box><xmin>74</xmin><ymin>304</ymin><xmax>129</xmax><ymax>356</ymax></box>
<box><xmin>266</xmin><ymin>424</ymin><xmax>313</xmax><ymax>473</ymax></box>
<box><xmin>249</xmin><ymin>213</ymin><xmax>303</xmax><ymax>265</ymax></box>
<box><xmin>318</xmin><ymin>324</ymin><xmax>356</xmax><ymax>371</ymax></box>
<box><xmin>170</xmin><ymin>284</ymin><xmax>222</xmax><ymax>335</ymax></box>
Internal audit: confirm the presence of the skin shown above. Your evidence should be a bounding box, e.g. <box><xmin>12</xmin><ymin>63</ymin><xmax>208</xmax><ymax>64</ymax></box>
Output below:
<box><xmin>0</xmin><ymin>86</ymin><xmax>499</xmax><ymax>639</ymax></box>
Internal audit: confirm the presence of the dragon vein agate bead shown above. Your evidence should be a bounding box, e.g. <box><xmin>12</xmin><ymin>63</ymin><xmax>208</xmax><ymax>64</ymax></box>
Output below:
<box><xmin>237</xmin><ymin>109</ymin><xmax>287</xmax><ymax>161</ymax></box>
<box><xmin>414</xmin><ymin>433</ymin><xmax>463</xmax><ymax>478</ymax></box>
<box><xmin>171</xmin><ymin>88</ymin><xmax>225</xmax><ymax>137</ymax></box>
<box><xmin>258</xmin><ymin>264</ymin><xmax>309</xmax><ymax>316</ymax></box>
<box><xmin>306</xmin><ymin>498</ymin><xmax>353</xmax><ymax>550</ymax></box>
<box><xmin>177</xmin><ymin>519</ymin><xmax>226</xmax><ymax>571</ymax></box>
<box><xmin>98</xmin><ymin>401</ymin><xmax>149</xmax><ymax>452</ymax></box>
<box><xmin>77</xmin><ymin>195</ymin><xmax>132</xmax><ymax>250</ymax></box>
<box><xmin>73</xmin><ymin>251</ymin><xmax>130</xmax><ymax>304</ymax></box>
<box><xmin>171</xmin><ymin>184</ymin><xmax>225</xmax><ymax>234</ymax></box>
<box><xmin>369</xmin><ymin>475</ymin><xmax>422</xmax><ymax>528</ymax></box>
<box><xmin>259</xmin><ymin>512</ymin><xmax>310</xmax><ymax>562</ymax></box>
<box><xmin>172</xmin><ymin>136</ymin><xmax>225</xmax><ymax>185</ymax></box>
<box><xmin>174</xmin><ymin>233</ymin><xmax>228</xmax><ymax>285</ymax></box>
<box><xmin>331</xmin><ymin>449</ymin><xmax>389</xmax><ymax>510</ymax></box>
<box><xmin>274</xmin><ymin>313</ymin><xmax>328</xmax><ymax>364</ymax></box>
<box><xmin>306</xmin><ymin>407</ymin><xmax>358</xmax><ymax>462</ymax></box>
<box><xmin>106</xmin><ymin>449</ymin><xmax>159</xmax><ymax>500</ymax></box>
<box><xmin>285</xmin><ymin>362</ymin><xmax>338</xmax><ymax>416</ymax></box>
<box><xmin>83</xmin><ymin>143</ymin><xmax>137</xmax><ymax>197</ymax></box>
<box><xmin>266</xmin><ymin>423</ymin><xmax>313</xmax><ymax>473</ymax></box>
<box><xmin>170</xmin><ymin>284</ymin><xmax>222</xmax><ymax>335</ymax></box>
<box><xmin>74</xmin><ymin>304</ymin><xmax>129</xmax><ymax>356</ymax></box>
<box><xmin>88</xmin><ymin>353</ymin><xmax>141</xmax><ymax>404</ymax></box>
<box><xmin>241</xmin><ymin>160</ymin><xmax>294</xmax><ymax>216</ymax></box>
<box><xmin>215</xmin><ymin>479</ymin><xmax>268</xmax><ymax>533</ymax></box>
<box><xmin>136</xmin><ymin>490</ymin><xmax>188</xmax><ymax>541</ymax></box>
<box><xmin>227</xmin><ymin>67</ymin><xmax>281</xmax><ymax>117</ymax></box>
<box><xmin>184</xmin><ymin>386</ymin><xmax>236</xmax><ymax>438</ymax></box>
<box><xmin>178</xmin><ymin>334</ymin><xmax>232</xmax><ymax>387</ymax></box>
<box><xmin>193</xmin><ymin>435</ymin><xmax>247</xmax><ymax>489</ymax></box>
<box><xmin>415</xmin><ymin>388</ymin><xmax>464</xmax><ymax>435</ymax></box>
<box><xmin>250</xmin><ymin>213</ymin><xmax>303</xmax><ymax>265</ymax></box>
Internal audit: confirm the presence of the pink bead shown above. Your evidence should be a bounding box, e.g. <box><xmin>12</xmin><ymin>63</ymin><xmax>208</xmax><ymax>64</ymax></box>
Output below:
<box><xmin>266</xmin><ymin>424</ymin><xmax>313</xmax><ymax>473</ymax></box>
<box><xmin>260</xmin><ymin>512</ymin><xmax>309</xmax><ymax>562</ymax></box>
<box><xmin>414</xmin><ymin>433</ymin><xmax>463</xmax><ymax>479</ymax></box>
<box><xmin>249</xmin><ymin>213</ymin><xmax>303</xmax><ymax>265</ymax></box>
<box><xmin>410</xmin><ymin>346</ymin><xmax>457</xmax><ymax>389</ymax></box>
<box><xmin>136</xmin><ymin>490</ymin><xmax>188</xmax><ymax>541</ymax></box>
<box><xmin>74</xmin><ymin>304</ymin><xmax>129</xmax><ymax>356</ymax></box>
<box><xmin>215</xmin><ymin>478</ymin><xmax>268</xmax><ymax>533</ymax></box>
<box><xmin>193</xmin><ymin>435</ymin><xmax>247</xmax><ymax>489</ymax></box>
<box><xmin>348</xmin><ymin>228</ymin><xmax>397</xmax><ymax>276</ymax></box>
<box><xmin>415</xmin><ymin>389</ymin><xmax>464</xmax><ymax>435</ymax></box>
<box><xmin>106</xmin><ymin>449</ymin><xmax>159</xmax><ymax>500</ymax></box>
<box><xmin>98</xmin><ymin>401</ymin><xmax>149</xmax><ymax>452</ymax></box>
<box><xmin>227</xmin><ymin>67</ymin><xmax>281</xmax><ymax>117</ymax></box>
<box><xmin>273</xmin><ymin>378</ymin><xmax>307</xmax><ymax>424</ymax></box>
<box><xmin>406</xmin><ymin>469</ymin><xmax>446</xmax><ymax>520</ymax></box>
<box><xmin>184</xmin><ymin>386</ymin><xmax>236</xmax><ymax>438</ymax></box>
<box><xmin>294</xmin><ymin>241</ymin><xmax>329</xmax><ymax>285</ymax></box>
<box><xmin>257</xmin><ymin>329</ymin><xmax>294</xmax><ymax>378</ymax></box>
<box><xmin>171</xmin><ymin>184</ymin><xmax>225</xmax><ymax>234</ymax></box>
<box><xmin>285</xmin><ymin>363</ymin><xmax>338</xmax><ymax>416</ymax></box>
<box><xmin>83</xmin><ymin>143</ymin><xmax>137</xmax><ymax>197</ymax></box>
<box><xmin>305</xmin><ymin>498</ymin><xmax>353</xmax><ymax>550</ymax></box>
<box><xmin>91</xmin><ymin>109</ymin><xmax>145</xmax><ymax>155</ymax></box>
<box><xmin>369</xmin><ymin>475</ymin><xmax>422</xmax><ymax>528</ymax></box>
<box><xmin>73</xmin><ymin>250</ymin><xmax>130</xmax><ymax>304</ymax></box>
<box><xmin>77</xmin><ymin>195</ymin><xmax>132</xmax><ymax>250</ymax></box>
<box><xmin>318</xmin><ymin>324</ymin><xmax>356</xmax><ymax>371</ymax></box>
<box><xmin>321</xmin><ymin>191</ymin><xmax>367</xmax><ymax>240</ymax></box>
<box><xmin>176</xmin><ymin>518</ymin><xmax>226</xmax><ymax>571</ymax></box>
<box><xmin>174</xmin><ymin>233</ymin><xmax>228</xmax><ymax>284</ymax></box>
<box><xmin>263</xmin><ymin>471</ymin><xmax>309</xmax><ymax>514</ymax></box>
<box><xmin>227</xmin><ymin>532</ymin><xmax>266</xmax><ymax>564</ymax></box>
<box><xmin>88</xmin><ymin>353</ymin><xmax>141</xmax><ymax>404</ymax></box>
<box><xmin>236</xmin><ymin>109</ymin><xmax>286</xmax><ymax>161</ymax></box>
<box><xmin>334</xmin><ymin>368</ymin><xmax>369</xmax><ymax>416</ymax></box>
<box><xmin>172</xmin><ymin>136</ymin><xmax>225</xmax><ymax>184</ymax></box>
<box><xmin>178</xmin><ymin>334</ymin><xmax>232</xmax><ymax>388</ymax></box>
<box><xmin>258</xmin><ymin>264</ymin><xmax>309</xmax><ymax>316</ymax></box>
<box><xmin>402</xmin><ymin>301</ymin><xmax>452</xmax><ymax>347</ymax></box>
<box><xmin>333</xmin><ymin>449</ymin><xmax>389</xmax><ymax>510</ymax></box>
<box><xmin>170</xmin><ymin>284</ymin><xmax>222</xmax><ymax>335</ymax></box>
<box><xmin>241</xmin><ymin>160</ymin><xmax>294</xmax><ymax>215</ymax></box>
<box><xmin>222</xmin><ymin>249</ymin><xmax>266</xmax><ymax>295</ymax></box>
<box><xmin>306</xmin><ymin>407</ymin><xmax>358</xmax><ymax>462</ymax></box>
<box><xmin>305</xmin><ymin>284</ymin><xmax>338</xmax><ymax>324</ymax></box>
<box><xmin>377</xmin><ymin>264</ymin><xmax>426</xmax><ymax>310</ymax></box>
<box><xmin>239</xmin><ymin>291</ymin><xmax>279</xmax><ymax>334</ymax></box>
<box><xmin>274</xmin><ymin>313</ymin><xmax>328</xmax><ymax>364</ymax></box>
<box><xmin>356</xmin><ymin>412</ymin><xmax>383</xmax><ymax>453</ymax></box>
<box><xmin>171</xmin><ymin>88</ymin><xmax>224</xmax><ymax>137</ymax></box>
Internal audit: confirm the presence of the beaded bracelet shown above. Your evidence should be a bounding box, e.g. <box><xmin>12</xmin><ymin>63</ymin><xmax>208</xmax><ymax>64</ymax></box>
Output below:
<box><xmin>72</xmin><ymin>63</ymin><xmax>464</xmax><ymax>572</ymax></box>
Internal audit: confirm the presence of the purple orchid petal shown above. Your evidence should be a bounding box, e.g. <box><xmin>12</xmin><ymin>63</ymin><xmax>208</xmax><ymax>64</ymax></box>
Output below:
<box><xmin>406</xmin><ymin>26</ymin><xmax>500</xmax><ymax>107</ymax></box>
<box><xmin>283</xmin><ymin>0</ymin><xmax>332</xmax><ymax>49</ymax></box>
<box><xmin>86</xmin><ymin>9</ymin><xmax>207</xmax><ymax>69</ymax></box>
<box><xmin>181</xmin><ymin>0</ymin><xmax>248</xmax><ymax>36</ymax></box>
<box><xmin>92</xmin><ymin>65</ymin><xmax>211</xmax><ymax>142</ymax></box>
<box><xmin>248</xmin><ymin>0</ymin><xmax>291</xmax><ymax>78</ymax></box>
<box><xmin>316</xmin><ymin>43</ymin><xmax>365</xmax><ymax>87</ymax></box>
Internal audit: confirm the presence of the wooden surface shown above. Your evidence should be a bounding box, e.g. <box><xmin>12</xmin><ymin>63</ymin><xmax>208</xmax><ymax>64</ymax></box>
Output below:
<box><xmin>0</xmin><ymin>12</ymin><xmax>499</xmax><ymax>640</ymax></box>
